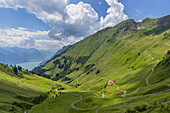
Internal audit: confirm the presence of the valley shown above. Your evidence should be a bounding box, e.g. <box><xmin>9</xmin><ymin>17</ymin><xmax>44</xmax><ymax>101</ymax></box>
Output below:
<box><xmin>0</xmin><ymin>15</ymin><xmax>169</xmax><ymax>113</ymax></box>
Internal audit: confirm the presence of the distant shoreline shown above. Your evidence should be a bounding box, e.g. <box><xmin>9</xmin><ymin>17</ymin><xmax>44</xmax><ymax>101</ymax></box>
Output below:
<box><xmin>16</xmin><ymin>61</ymin><xmax>42</xmax><ymax>71</ymax></box>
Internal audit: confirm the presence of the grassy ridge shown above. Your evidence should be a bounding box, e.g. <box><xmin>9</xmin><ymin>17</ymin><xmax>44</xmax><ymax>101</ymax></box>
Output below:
<box><xmin>33</xmin><ymin>15</ymin><xmax>170</xmax><ymax>92</ymax></box>
<box><xmin>0</xmin><ymin>15</ymin><xmax>169</xmax><ymax>113</ymax></box>
<box><xmin>30</xmin><ymin>15</ymin><xmax>170</xmax><ymax>113</ymax></box>
<box><xmin>0</xmin><ymin>64</ymin><xmax>70</xmax><ymax>112</ymax></box>
<box><xmin>30</xmin><ymin>54</ymin><xmax>170</xmax><ymax>113</ymax></box>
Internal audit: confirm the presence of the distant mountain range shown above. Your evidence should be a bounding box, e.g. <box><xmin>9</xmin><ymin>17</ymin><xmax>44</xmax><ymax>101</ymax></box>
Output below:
<box><xmin>0</xmin><ymin>47</ymin><xmax>53</xmax><ymax>65</ymax></box>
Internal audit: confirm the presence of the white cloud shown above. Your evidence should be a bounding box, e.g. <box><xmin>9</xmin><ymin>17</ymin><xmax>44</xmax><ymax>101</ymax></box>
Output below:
<box><xmin>0</xmin><ymin>27</ymin><xmax>49</xmax><ymax>49</ymax></box>
<box><xmin>0</xmin><ymin>0</ymin><xmax>68</xmax><ymax>24</ymax></box>
<box><xmin>34</xmin><ymin>40</ymin><xmax>60</xmax><ymax>50</ymax></box>
<box><xmin>100</xmin><ymin>0</ymin><xmax>128</xmax><ymax>28</ymax></box>
<box><xmin>0</xmin><ymin>27</ymin><xmax>80</xmax><ymax>51</ymax></box>
<box><xmin>48</xmin><ymin>2</ymin><xmax>99</xmax><ymax>39</ymax></box>
<box><xmin>99</xmin><ymin>2</ymin><xmax>102</xmax><ymax>5</ymax></box>
<box><xmin>0</xmin><ymin>0</ymin><xmax>128</xmax><ymax>41</ymax></box>
<box><xmin>18</xmin><ymin>27</ymin><xmax>27</xmax><ymax>30</ymax></box>
<box><xmin>136</xmin><ymin>10</ymin><xmax>142</xmax><ymax>14</ymax></box>
<box><xmin>138</xmin><ymin>20</ymin><xmax>142</xmax><ymax>22</ymax></box>
<box><xmin>0</xmin><ymin>28</ymin><xmax>48</xmax><ymax>38</ymax></box>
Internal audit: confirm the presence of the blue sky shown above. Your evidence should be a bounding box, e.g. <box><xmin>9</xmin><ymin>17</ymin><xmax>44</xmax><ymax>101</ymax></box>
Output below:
<box><xmin>0</xmin><ymin>0</ymin><xmax>169</xmax><ymax>52</ymax></box>
<box><xmin>1</xmin><ymin>0</ymin><xmax>169</xmax><ymax>31</ymax></box>
<box><xmin>0</xmin><ymin>8</ymin><xmax>50</xmax><ymax>31</ymax></box>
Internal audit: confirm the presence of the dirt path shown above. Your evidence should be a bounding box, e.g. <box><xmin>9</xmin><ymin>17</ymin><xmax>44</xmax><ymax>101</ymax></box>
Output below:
<box><xmin>146</xmin><ymin>68</ymin><xmax>154</xmax><ymax>85</ymax></box>
<box><xmin>70</xmin><ymin>51</ymin><xmax>162</xmax><ymax>112</ymax></box>
<box><xmin>112</xmin><ymin>84</ymin><xmax>127</xmax><ymax>97</ymax></box>
<box><xmin>127</xmin><ymin>87</ymin><xmax>141</xmax><ymax>96</ymax></box>
<box><xmin>70</xmin><ymin>92</ymin><xmax>157</xmax><ymax>111</ymax></box>
<box><xmin>110</xmin><ymin>51</ymin><xmax>160</xmax><ymax>96</ymax></box>
<box><xmin>164</xmin><ymin>43</ymin><xmax>170</xmax><ymax>46</ymax></box>
<box><xmin>144</xmin><ymin>51</ymin><xmax>159</xmax><ymax>85</ymax></box>
<box><xmin>70</xmin><ymin>89</ymin><xmax>170</xmax><ymax>111</ymax></box>
<box><xmin>144</xmin><ymin>51</ymin><xmax>154</xmax><ymax>60</ymax></box>
<box><xmin>96</xmin><ymin>109</ymin><xmax>98</xmax><ymax>113</ymax></box>
<box><xmin>146</xmin><ymin>60</ymin><xmax>159</xmax><ymax>86</ymax></box>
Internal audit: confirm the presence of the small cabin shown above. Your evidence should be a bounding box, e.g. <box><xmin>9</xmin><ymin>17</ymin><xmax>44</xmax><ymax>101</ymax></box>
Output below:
<box><xmin>109</xmin><ymin>80</ymin><xmax>114</xmax><ymax>84</ymax></box>
<box><xmin>107</xmin><ymin>80</ymin><xmax>114</xmax><ymax>86</ymax></box>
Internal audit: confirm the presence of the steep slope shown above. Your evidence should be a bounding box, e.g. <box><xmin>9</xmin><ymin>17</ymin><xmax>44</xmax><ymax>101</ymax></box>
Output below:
<box><xmin>29</xmin><ymin>52</ymin><xmax>170</xmax><ymax>113</ymax></box>
<box><xmin>0</xmin><ymin>63</ymin><xmax>69</xmax><ymax>113</ymax></box>
<box><xmin>39</xmin><ymin>45</ymin><xmax>71</xmax><ymax>66</ymax></box>
<box><xmin>33</xmin><ymin>15</ymin><xmax>170</xmax><ymax>91</ymax></box>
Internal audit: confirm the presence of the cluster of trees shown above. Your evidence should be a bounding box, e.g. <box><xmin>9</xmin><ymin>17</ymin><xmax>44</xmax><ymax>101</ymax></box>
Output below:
<box><xmin>11</xmin><ymin>65</ymin><xmax>36</xmax><ymax>75</ymax></box>
<box><xmin>0</xmin><ymin>63</ymin><xmax>36</xmax><ymax>78</ymax></box>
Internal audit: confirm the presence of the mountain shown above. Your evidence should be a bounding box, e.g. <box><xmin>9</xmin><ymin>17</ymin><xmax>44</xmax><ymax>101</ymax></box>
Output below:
<box><xmin>30</xmin><ymin>15</ymin><xmax>170</xmax><ymax>113</ymax></box>
<box><xmin>39</xmin><ymin>45</ymin><xmax>71</xmax><ymax>66</ymax></box>
<box><xmin>33</xmin><ymin>15</ymin><xmax>170</xmax><ymax>87</ymax></box>
<box><xmin>1</xmin><ymin>15</ymin><xmax>170</xmax><ymax>113</ymax></box>
<box><xmin>0</xmin><ymin>47</ymin><xmax>53</xmax><ymax>65</ymax></box>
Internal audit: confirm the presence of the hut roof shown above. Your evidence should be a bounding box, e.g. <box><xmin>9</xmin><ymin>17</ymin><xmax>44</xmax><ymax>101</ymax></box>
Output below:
<box><xmin>109</xmin><ymin>80</ymin><xmax>114</xmax><ymax>83</ymax></box>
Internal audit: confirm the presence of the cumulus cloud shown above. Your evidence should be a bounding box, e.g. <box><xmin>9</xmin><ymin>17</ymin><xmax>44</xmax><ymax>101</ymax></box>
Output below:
<box><xmin>0</xmin><ymin>0</ymin><xmax>128</xmax><ymax>41</ymax></box>
<box><xmin>0</xmin><ymin>27</ymin><xmax>49</xmax><ymax>49</ymax></box>
<box><xmin>34</xmin><ymin>40</ymin><xmax>60</xmax><ymax>50</ymax></box>
<box><xmin>48</xmin><ymin>2</ymin><xmax>99</xmax><ymax>39</ymax></box>
<box><xmin>0</xmin><ymin>27</ymin><xmax>75</xmax><ymax>51</ymax></box>
<box><xmin>100</xmin><ymin>0</ymin><xmax>128</xmax><ymax>28</ymax></box>
<box><xmin>0</xmin><ymin>0</ymin><xmax>68</xmax><ymax>24</ymax></box>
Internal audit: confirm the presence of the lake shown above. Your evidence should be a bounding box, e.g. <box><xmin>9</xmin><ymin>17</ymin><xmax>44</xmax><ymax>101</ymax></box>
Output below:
<box><xmin>17</xmin><ymin>61</ymin><xmax>42</xmax><ymax>71</ymax></box>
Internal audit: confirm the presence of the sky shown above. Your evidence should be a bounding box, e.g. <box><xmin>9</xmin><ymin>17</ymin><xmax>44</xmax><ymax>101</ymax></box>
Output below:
<box><xmin>0</xmin><ymin>0</ymin><xmax>169</xmax><ymax>52</ymax></box>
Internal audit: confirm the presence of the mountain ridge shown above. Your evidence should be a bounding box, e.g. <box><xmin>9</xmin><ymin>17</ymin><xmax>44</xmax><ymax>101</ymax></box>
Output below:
<box><xmin>32</xmin><ymin>15</ymin><xmax>170</xmax><ymax>92</ymax></box>
<box><xmin>0</xmin><ymin>47</ymin><xmax>53</xmax><ymax>65</ymax></box>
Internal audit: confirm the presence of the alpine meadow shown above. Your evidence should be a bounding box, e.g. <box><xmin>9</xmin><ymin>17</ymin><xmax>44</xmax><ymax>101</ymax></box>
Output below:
<box><xmin>0</xmin><ymin>0</ymin><xmax>170</xmax><ymax>113</ymax></box>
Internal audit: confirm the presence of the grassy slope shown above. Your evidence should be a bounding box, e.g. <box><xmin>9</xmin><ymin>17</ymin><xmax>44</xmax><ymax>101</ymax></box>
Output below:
<box><xmin>0</xmin><ymin>79</ymin><xmax>40</xmax><ymax>113</ymax></box>
<box><xmin>31</xmin><ymin>15</ymin><xmax>170</xmax><ymax>113</ymax></box>
<box><xmin>0</xmin><ymin>64</ymin><xmax>70</xmax><ymax>113</ymax></box>
<box><xmin>33</xmin><ymin>15</ymin><xmax>170</xmax><ymax>91</ymax></box>
<box><xmin>30</xmin><ymin>90</ymin><xmax>170</xmax><ymax>113</ymax></box>
<box><xmin>30</xmin><ymin>50</ymin><xmax>170</xmax><ymax>113</ymax></box>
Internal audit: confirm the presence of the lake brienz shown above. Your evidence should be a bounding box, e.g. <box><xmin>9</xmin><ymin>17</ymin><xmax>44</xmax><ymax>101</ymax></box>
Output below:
<box><xmin>17</xmin><ymin>61</ymin><xmax>42</xmax><ymax>71</ymax></box>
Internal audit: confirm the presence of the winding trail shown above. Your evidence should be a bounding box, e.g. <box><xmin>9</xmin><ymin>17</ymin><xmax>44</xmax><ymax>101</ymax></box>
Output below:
<box><xmin>96</xmin><ymin>109</ymin><xmax>98</xmax><ymax>113</ymax></box>
<box><xmin>146</xmin><ymin>68</ymin><xmax>154</xmax><ymax>85</ymax></box>
<box><xmin>127</xmin><ymin>87</ymin><xmax>141</xmax><ymax>96</ymax></box>
<box><xmin>104</xmin><ymin>51</ymin><xmax>159</xmax><ymax>97</ymax></box>
<box><xmin>164</xmin><ymin>43</ymin><xmax>170</xmax><ymax>46</ymax></box>
<box><xmin>69</xmin><ymin>51</ymin><xmax>167</xmax><ymax>111</ymax></box>
<box><xmin>146</xmin><ymin>60</ymin><xmax>159</xmax><ymax>85</ymax></box>
<box><xmin>144</xmin><ymin>51</ymin><xmax>159</xmax><ymax>85</ymax></box>
<box><xmin>113</xmin><ymin>84</ymin><xmax>127</xmax><ymax>97</ymax></box>
<box><xmin>69</xmin><ymin>51</ymin><xmax>164</xmax><ymax>111</ymax></box>
<box><xmin>70</xmin><ymin>92</ymin><xmax>157</xmax><ymax>111</ymax></box>
<box><xmin>101</xmin><ymin>51</ymin><xmax>160</xmax><ymax>98</ymax></box>
<box><xmin>144</xmin><ymin>51</ymin><xmax>154</xmax><ymax>60</ymax></box>
<box><xmin>70</xmin><ymin>89</ymin><xmax>170</xmax><ymax>111</ymax></box>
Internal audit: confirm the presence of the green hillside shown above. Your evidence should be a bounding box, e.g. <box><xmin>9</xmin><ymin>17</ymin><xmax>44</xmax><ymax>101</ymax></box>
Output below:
<box><xmin>30</xmin><ymin>15</ymin><xmax>170</xmax><ymax>113</ymax></box>
<box><xmin>33</xmin><ymin>15</ymin><xmax>170</xmax><ymax>90</ymax></box>
<box><xmin>1</xmin><ymin>15</ymin><xmax>169</xmax><ymax>113</ymax></box>
<box><xmin>29</xmin><ymin>51</ymin><xmax>170</xmax><ymax>113</ymax></box>
<box><xmin>0</xmin><ymin>64</ymin><xmax>69</xmax><ymax>113</ymax></box>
